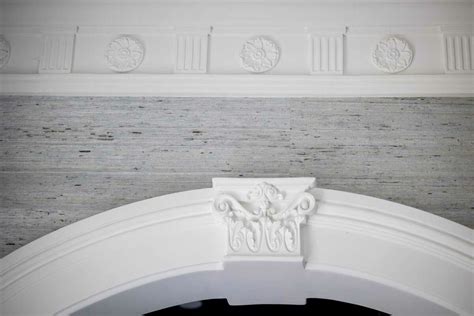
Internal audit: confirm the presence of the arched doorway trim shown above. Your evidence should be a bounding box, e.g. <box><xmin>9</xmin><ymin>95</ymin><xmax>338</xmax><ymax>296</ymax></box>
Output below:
<box><xmin>1</xmin><ymin>178</ymin><xmax>472</xmax><ymax>316</ymax></box>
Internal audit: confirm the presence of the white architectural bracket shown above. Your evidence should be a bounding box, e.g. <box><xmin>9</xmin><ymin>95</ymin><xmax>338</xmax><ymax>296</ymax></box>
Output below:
<box><xmin>212</xmin><ymin>178</ymin><xmax>316</xmax><ymax>257</ymax></box>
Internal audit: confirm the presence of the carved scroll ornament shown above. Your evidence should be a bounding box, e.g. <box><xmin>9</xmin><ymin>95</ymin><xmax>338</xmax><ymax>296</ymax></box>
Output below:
<box><xmin>213</xmin><ymin>182</ymin><xmax>316</xmax><ymax>255</ymax></box>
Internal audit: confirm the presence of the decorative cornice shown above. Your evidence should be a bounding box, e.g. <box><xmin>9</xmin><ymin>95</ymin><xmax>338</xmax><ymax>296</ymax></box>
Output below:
<box><xmin>1</xmin><ymin>22</ymin><xmax>472</xmax><ymax>83</ymax></box>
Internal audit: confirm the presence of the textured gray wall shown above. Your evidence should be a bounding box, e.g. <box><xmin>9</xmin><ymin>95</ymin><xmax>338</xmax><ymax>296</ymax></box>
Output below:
<box><xmin>1</xmin><ymin>96</ymin><xmax>473</xmax><ymax>258</ymax></box>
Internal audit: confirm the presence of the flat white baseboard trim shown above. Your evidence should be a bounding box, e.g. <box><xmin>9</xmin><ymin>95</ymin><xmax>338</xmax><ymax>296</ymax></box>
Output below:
<box><xmin>1</xmin><ymin>74</ymin><xmax>472</xmax><ymax>97</ymax></box>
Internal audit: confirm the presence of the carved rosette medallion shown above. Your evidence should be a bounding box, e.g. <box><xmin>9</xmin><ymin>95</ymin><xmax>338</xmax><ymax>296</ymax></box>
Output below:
<box><xmin>239</xmin><ymin>36</ymin><xmax>280</xmax><ymax>73</ymax></box>
<box><xmin>372</xmin><ymin>36</ymin><xmax>413</xmax><ymax>73</ymax></box>
<box><xmin>213</xmin><ymin>182</ymin><xmax>316</xmax><ymax>255</ymax></box>
<box><xmin>105</xmin><ymin>36</ymin><xmax>145</xmax><ymax>73</ymax></box>
<box><xmin>0</xmin><ymin>35</ymin><xmax>11</xmax><ymax>69</ymax></box>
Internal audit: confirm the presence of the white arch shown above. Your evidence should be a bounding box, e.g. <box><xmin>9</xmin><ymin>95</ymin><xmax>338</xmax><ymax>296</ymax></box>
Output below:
<box><xmin>1</xmin><ymin>178</ymin><xmax>472</xmax><ymax>316</ymax></box>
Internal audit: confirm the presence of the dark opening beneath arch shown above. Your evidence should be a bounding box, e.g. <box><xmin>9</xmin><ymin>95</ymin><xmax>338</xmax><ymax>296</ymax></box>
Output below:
<box><xmin>146</xmin><ymin>298</ymin><xmax>390</xmax><ymax>315</ymax></box>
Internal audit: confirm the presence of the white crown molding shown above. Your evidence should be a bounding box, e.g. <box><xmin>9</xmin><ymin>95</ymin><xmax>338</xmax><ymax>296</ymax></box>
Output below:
<box><xmin>1</xmin><ymin>25</ymin><xmax>449</xmax><ymax>35</ymax></box>
<box><xmin>0</xmin><ymin>26</ymin><xmax>78</xmax><ymax>34</ymax></box>
<box><xmin>0</xmin><ymin>4</ymin><xmax>472</xmax><ymax>93</ymax></box>
<box><xmin>1</xmin><ymin>178</ymin><xmax>472</xmax><ymax>315</ymax></box>
<box><xmin>1</xmin><ymin>20</ymin><xmax>472</xmax><ymax>80</ymax></box>
<box><xmin>212</xmin><ymin>25</ymin><xmax>308</xmax><ymax>35</ymax></box>
<box><xmin>440</xmin><ymin>25</ymin><xmax>474</xmax><ymax>34</ymax></box>
<box><xmin>77</xmin><ymin>26</ymin><xmax>176</xmax><ymax>34</ymax></box>
<box><xmin>0</xmin><ymin>74</ymin><xmax>472</xmax><ymax>97</ymax></box>
<box><xmin>305</xmin><ymin>26</ymin><xmax>347</xmax><ymax>35</ymax></box>
<box><xmin>347</xmin><ymin>26</ymin><xmax>441</xmax><ymax>35</ymax></box>
<box><xmin>1</xmin><ymin>0</ymin><xmax>472</xmax><ymax>4</ymax></box>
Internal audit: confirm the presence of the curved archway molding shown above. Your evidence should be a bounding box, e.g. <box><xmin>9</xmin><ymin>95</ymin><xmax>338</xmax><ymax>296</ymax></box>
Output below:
<box><xmin>1</xmin><ymin>178</ymin><xmax>472</xmax><ymax>316</ymax></box>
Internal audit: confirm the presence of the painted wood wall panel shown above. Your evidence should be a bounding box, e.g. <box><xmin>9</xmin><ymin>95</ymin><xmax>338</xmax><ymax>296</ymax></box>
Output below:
<box><xmin>0</xmin><ymin>96</ymin><xmax>473</xmax><ymax>257</ymax></box>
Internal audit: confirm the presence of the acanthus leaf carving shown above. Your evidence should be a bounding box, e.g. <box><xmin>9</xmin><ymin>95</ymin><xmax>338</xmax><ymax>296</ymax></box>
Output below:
<box><xmin>213</xmin><ymin>182</ymin><xmax>316</xmax><ymax>255</ymax></box>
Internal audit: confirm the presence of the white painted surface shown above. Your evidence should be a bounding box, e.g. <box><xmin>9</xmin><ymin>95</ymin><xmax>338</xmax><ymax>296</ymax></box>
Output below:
<box><xmin>175</xmin><ymin>33</ymin><xmax>209</xmax><ymax>74</ymax></box>
<box><xmin>0</xmin><ymin>0</ymin><xmax>473</xmax><ymax>96</ymax></box>
<box><xmin>38</xmin><ymin>33</ymin><xmax>75</xmax><ymax>74</ymax></box>
<box><xmin>310</xmin><ymin>33</ymin><xmax>344</xmax><ymax>75</ymax></box>
<box><xmin>212</xmin><ymin>178</ymin><xmax>317</xmax><ymax>256</ymax></box>
<box><xmin>441</xmin><ymin>26</ymin><xmax>474</xmax><ymax>74</ymax></box>
<box><xmin>0</xmin><ymin>178</ymin><xmax>472</xmax><ymax>316</ymax></box>
<box><xmin>1</xmin><ymin>73</ymin><xmax>472</xmax><ymax>97</ymax></box>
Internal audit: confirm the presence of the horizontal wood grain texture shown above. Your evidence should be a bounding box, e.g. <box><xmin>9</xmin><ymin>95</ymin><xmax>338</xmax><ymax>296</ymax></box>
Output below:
<box><xmin>0</xmin><ymin>96</ymin><xmax>473</xmax><ymax>258</ymax></box>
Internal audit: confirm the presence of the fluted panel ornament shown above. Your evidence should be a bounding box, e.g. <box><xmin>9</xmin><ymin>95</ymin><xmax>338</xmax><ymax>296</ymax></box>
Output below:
<box><xmin>105</xmin><ymin>35</ymin><xmax>145</xmax><ymax>73</ymax></box>
<box><xmin>213</xmin><ymin>182</ymin><xmax>316</xmax><ymax>256</ymax></box>
<box><xmin>372</xmin><ymin>36</ymin><xmax>413</xmax><ymax>73</ymax></box>
<box><xmin>239</xmin><ymin>36</ymin><xmax>280</xmax><ymax>73</ymax></box>
<box><xmin>0</xmin><ymin>35</ymin><xmax>11</xmax><ymax>69</ymax></box>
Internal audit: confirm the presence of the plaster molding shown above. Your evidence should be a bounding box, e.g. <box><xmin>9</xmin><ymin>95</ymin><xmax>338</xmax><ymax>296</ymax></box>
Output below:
<box><xmin>0</xmin><ymin>178</ymin><xmax>472</xmax><ymax>315</ymax></box>
<box><xmin>310</xmin><ymin>34</ymin><xmax>344</xmax><ymax>74</ymax></box>
<box><xmin>347</xmin><ymin>26</ymin><xmax>441</xmax><ymax>35</ymax></box>
<box><xmin>1</xmin><ymin>74</ymin><xmax>472</xmax><ymax>97</ymax></box>
<box><xmin>440</xmin><ymin>25</ymin><xmax>474</xmax><ymax>34</ymax></box>
<box><xmin>77</xmin><ymin>25</ymin><xmax>175</xmax><ymax>34</ymax></box>
<box><xmin>0</xmin><ymin>35</ymin><xmax>11</xmax><ymax>69</ymax></box>
<box><xmin>175</xmin><ymin>33</ymin><xmax>209</xmax><ymax>73</ymax></box>
<box><xmin>372</xmin><ymin>36</ymin><xmax>413</xmax><ymax>74</ymax></box>
<box><xmin>0</xmin><ymin>22</ymin><xmax>473</xmax><ymax>78</ymax></box>
<box><xmin>0</xmin><ymin>178</ymin><xmax>474</xmax><ymax>316</ymax></box>
<box><xmin>442</xmin><ymin>32</ymin><xmax>474</xmax><ymax>73</ymax></box>
<box><xmin>104</xmin><ymin>35</ymin><xmax>145</xmax><ymax>72</ymax></box>
<box><xmin>2</xmin><ymin>0</ymin><xmax>472</xmax><ymax>4</ymax></box>
<box><xmin>305</xmin><ymin>26</ymin><xmax>347</xmax><ymax>35</ymax></box>
<box><xmin>39</xmin><ymin>33</ymin><xmax>75</xmax><ymax>73</ymax></box>
<box><xmin>212</xmin><ymin>26</ymin><xmax>307</xmax><ymax>35</ymax></box>
<box><xmin>213</xmin><ymin>179</ymin><xmax>316</xmax><ymax>255</ymax></box>
<box><xmin>239</xmin><ymin>36</ymin><xmax>280</xmax><ymax>73</ymax></box>
<box><xmin>0</xmin><ymin>26</ymin><xmax>77</xmax><ymax>34</ymax></box>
